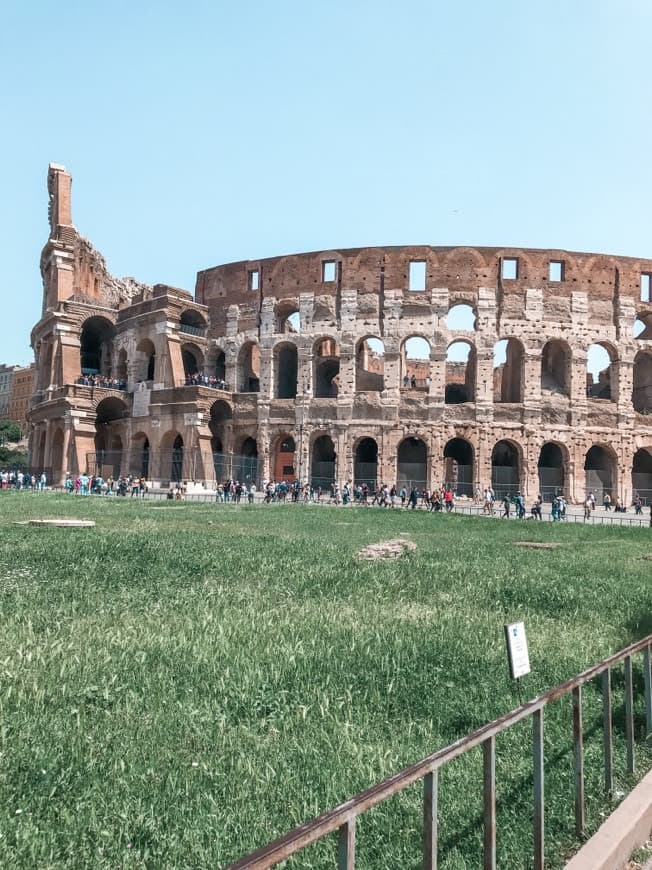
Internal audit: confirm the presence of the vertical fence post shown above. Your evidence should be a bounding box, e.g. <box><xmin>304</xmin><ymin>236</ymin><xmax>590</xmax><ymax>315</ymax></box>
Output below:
<box><xmin>338</xmin><ymin>818</ymin><xmax>355</xmax><ymax>870</ymax></box>
<box><xmin>602</xmin><ymin>667</ymin><xmax>613</xmax><ymax>794</ymax></box>
<box><xmin>625</xmin><ymin>655</ymin><xmax>635</xmax><ymax>775</ymax></box>
<box><xmin>572</xmin><ymin>686</ymin><xmax>585</xmax><ymax>838</ymax></box>
<box><xmin>643</xmin><ymin>644</ymin><xmax>652</xmax><ymax>738</ymax></box>
<box><xmin>423</xmin><ymin>769</ymin><xmax>438</xmax><ymax>870</ymax></box>
<box><xmin>483</xmin><ymin>737</ymin><xmax>497</xmax><ymax>870</ymax></box>
<box><xmin>533</xmin><ymin>708</ymin><xmax>545</xmax><ymax>870</ymax></box>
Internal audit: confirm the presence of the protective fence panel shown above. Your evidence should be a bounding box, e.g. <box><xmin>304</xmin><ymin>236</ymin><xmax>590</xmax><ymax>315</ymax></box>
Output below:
<box><xmin>491</xmin><ymin>466</ymin><xmax>519</xmax><ymax>498</ymax></box>
<box><xmin>585</xmin><ymin>469</ymin><xmax>612</xmax><ymax>504</ymax></box>
<box><xmin>397</xmin><ymin>462</ymin><xmax>427</xmax><ymax>490</ymax></box>
<box><xmin>538</xmin><ymin>466</ymin><xmax>564</xmax><ymax>502</ymax></box>
<box><xmin>353</xmin><ymin>461</ymin><xmax>378</xmax><ymax>490</ymax></box>
<box><xmin>311</xmin><ymin>461</ymin><xmax>335</xmax><ymax>490</ymax></box>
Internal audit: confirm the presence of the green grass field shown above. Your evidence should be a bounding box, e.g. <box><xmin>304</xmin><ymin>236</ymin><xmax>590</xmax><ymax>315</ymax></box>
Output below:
<box><xmin>0</xmin><ymin>493</ymin><xmax>650</xmax><ymax>869</ymax></box>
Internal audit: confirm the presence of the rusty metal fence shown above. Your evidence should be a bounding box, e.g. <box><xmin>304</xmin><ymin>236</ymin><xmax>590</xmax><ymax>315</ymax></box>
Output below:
<box><xmin>229</xmin><ymin>635</ymin><xmax>652</xmax><ymax>870</ymax></box>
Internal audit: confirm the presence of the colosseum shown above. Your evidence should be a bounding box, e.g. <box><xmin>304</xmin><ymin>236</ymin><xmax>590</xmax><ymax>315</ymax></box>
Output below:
<box><xmin>29</xmin><ymin>163</ymin><xmax>652</xmax><ymax>503</ymax></box>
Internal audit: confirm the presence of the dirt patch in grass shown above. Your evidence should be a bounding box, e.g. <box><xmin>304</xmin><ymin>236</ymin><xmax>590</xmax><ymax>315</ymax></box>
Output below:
<box><xmin>643</xmin><ymin>554</ymin><xmax>652</xmax><ymax>561</ymax></box>
<box><xmin>512</xmin><ymin>541</ymin><xmax>560</xmax><ymax>550</ymax></box>
<box><xmin>356</xmin><ymin>538</ymin><xmax>417</xmax><ymax>560</ymax></box>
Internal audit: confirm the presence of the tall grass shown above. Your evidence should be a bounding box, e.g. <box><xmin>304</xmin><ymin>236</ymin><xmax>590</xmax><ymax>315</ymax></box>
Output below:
<box><xmin>0</xmin><ymin>493</ymin><xmax>650</xmax><ymax>868</ymax></box>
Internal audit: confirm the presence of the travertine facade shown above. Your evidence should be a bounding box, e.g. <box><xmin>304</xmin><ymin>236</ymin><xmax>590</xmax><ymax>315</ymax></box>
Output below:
<box><xmin>29</xmin><ymin>164</ymin><xmax>652</xmax><ymax>502</ymax></box>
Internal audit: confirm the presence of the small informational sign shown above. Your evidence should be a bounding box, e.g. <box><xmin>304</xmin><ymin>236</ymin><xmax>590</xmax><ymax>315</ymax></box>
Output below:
<box><xmin>504</xmin><ymin>621</ymin><xmax>531</xmax><ymax>680</ymax></box>
<box><xmin>132</xmin><ymin>382</ymin><xmax>151</xmax><ymax>418</ymax></box>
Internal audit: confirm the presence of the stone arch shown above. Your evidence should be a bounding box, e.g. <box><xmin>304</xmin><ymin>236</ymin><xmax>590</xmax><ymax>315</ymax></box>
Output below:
<box><xmin>632</xmin><ymin>448</ymin><xmax>652</xmax><ymax>505</ymax></box>
<box><xmin>94</xmin><ymin>396</ymin><xmax>128</xmax><ymax>478</ymax></box>
<box><xmin>313</xmin><ymin>337</ymin><xmax>340</xmax><ymax>398</ymax></box>
<box><xmin>493</xmin><ymin>338</ymin><xmax>524</xmax><ymax>403</ymax></box>
<box><xmin>354</xmin><ymin>437</ymin><xmax>378</xmax><ymax>490</ymax></box>
<box><xmin>401</xmin><ymin>336</ymin><xmax>431</xmax><ymax>389</ymax></box>
<box><xmin>491</xmin><ymin>439</ymin><xmax>522</xmax><ymax>498</ymax></box>
<box><xmin>179</xmin><ymin>309</ymin><xmax>207</xmax><ymax>334</ymax></box>
<box><xmin>541</xmin><ymin>340</ymin><xmax>571</xmax><ymax>396</ymax></box>
<box><xmin>356</xmin><ymin>336</ymin><xmax>385</xmax><ymax>392</ymax></box>
<box><xmin>273</xmin><ymin>433</ymin><xmax>296</xmax><ymax>482</ymax></box>
<box><xmin>632</xmin><ymin>350</ymin><xmax>652</xmax><ymax>413</ymax></box>
<box><xmin>584</xmin><ymin>444</ymin><xmax>617</xmax><ymax>503</ymax></box>
<box><xmin>311</xmin><ymin>434</ymin><xmax>336</xmax><ymax>489</ymax></box>
<box><xmin>237</xmin><ymin>341</ymin><xmax>260</xmax><ymax>393</ymax></box>
<box><xmin>233</xmin><ymin>436</ymin><xmax>259</xmax><ymax>485</ymax></box>
<box><xmin>586</xmin><ymin>342</ymin><xmax>618</xmax><ymax>401</ymax></box>
<box><xmin>131</xmin><ymin>432</ymin><xmax>150</xmax><ymax>478</ymax></box>
<box><xmin>80</xmin><ymin>316</ymin><xmax>115</xmax><ymax>376</ymax></box>
<box><xmin>136</xmin><ymin>338</ymin><xmax>156</xmax><ymax>382</ymax></box>
<box><xmin>397</xmin><ymin>436</ymin><xmax>428</xmax><ymax>490</ymax></box>
<box><xmin>274</xmin><ymin>342</ymin><xmax>298</xmax><ymax>399</ymax></box>
<box><xmin>181</xmin><ymin>343</ymin><xmax>204</xmax><ymax>378</ymax></box>
<box><xmin>116</xmin><ymin>348</ymin><xmax>128</xmax><ymax>382</ymax></box>
<box><xmin>446</xmin><ymin>341</ymin><xmax>476</xmax><ymax>403</ymax></box>
<box><xmin>275</xmin><ymin>301</ymin><xmax>301</xmax><ymax>334</ymax></box>
<box><xmin>634</xmin><ymin>312</ymin><xmax>652</xmax><ymax>340</ymax></box>
<box><xmin>443</xmin><ymin>437</ymin><xmax>474</xmax><ymax>496</ymax></box>
<box><xmin>446</xmin><ymin>303</ymin><xmax>477</xmax><ymax>331</ymax></box>
<box><xmin>51</xmin><ymin>427</ymin><xmax>65</xmax><ymax>482</ymax></box>
<box><xmin>208</xmin><ymin>345</ymin><xmax>226</xmax><ymax>382</ymax></box>
<box><xmin>537</xmin><ymin>441</ymin><xmax>567</xmax><ymax>502</ymax></box>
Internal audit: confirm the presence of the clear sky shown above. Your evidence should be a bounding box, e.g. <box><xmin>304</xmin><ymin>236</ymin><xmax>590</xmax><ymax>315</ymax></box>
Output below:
<box><xmin>2</xmin><ymin>0</ymin><xmax>652</xmax><ymax>366</ymax></box>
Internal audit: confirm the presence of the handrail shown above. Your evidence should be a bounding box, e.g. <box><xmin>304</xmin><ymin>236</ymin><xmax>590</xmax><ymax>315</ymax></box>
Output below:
<box><xmin>228</xmin><ymin>635</ymin><xmax>652</xmax><ymax>869</ymax></box>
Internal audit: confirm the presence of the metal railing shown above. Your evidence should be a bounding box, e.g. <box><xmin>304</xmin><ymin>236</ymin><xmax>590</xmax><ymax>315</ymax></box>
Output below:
<box><xmin>179</xmin><ymin>323</ymin><xmax>207</xmax><ymax>337</ymax></box>
<box><xmin>229</xmin><ymin>636</ymin><xmax>652</xmax><ymax>870</ymax></box>
<box><xmin>177</xmin><ymin>376</ymin><xmax>230</xmax><ymax>390</ymax></box>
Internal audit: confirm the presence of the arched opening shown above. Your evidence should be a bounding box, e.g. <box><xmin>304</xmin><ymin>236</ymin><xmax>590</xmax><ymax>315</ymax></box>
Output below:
<box><xmin>632</xmin><ymin>350</ymin><xmax>652</xmax><ymax>413</ymax></box>
<box><xmin>632</xmin><ymin>448</ymin><xmax>652</xmax><ymax>506</ymax></box>
<box><xmin>314</xmin><ymin>338</ymin><xmax>340</xmax><ymax>398</ymax></box>
<box><xmin>181</xmin><ymin>344</ymin><xmax>203</xmax><ymax>379</ymax></box>
<box><xmin>541</xmin><ymin>340</ymin><xmax>571</xmax><ymax>396</ymax></box>
<box><xmin>214</xmin><ymin>349</ymin><xmax>226</xmax><ymax>382</ymax></box>
<box><xmin>311</xmin><ymin>435</ymin><xmax>336</xmax><ymax>489</ymax></box>
<box><xmin>401</xmin><ymin>337</ymin><xmax>431</xmax><ymax>389</ymax></box>
<box><xmin>584</xmin><ymin>445</ymin><xmax>616</xmax><ymax>503</ymax></box>
<box><xmin>80</xmin><ymin>316</ymin><xmax>115</xmax><ymax>376</ymax></box>
<box><xmin>237</xmin><ymin>342</ymin><xmax>260</xmax><ymax>393</ymax></box>
<box><xmin>634</xmin><ymin>314</ymin><xmax>652</xmax><ymax>340</ymax></box>
<box><xmin>354</xmin><ymin>438</ymin><xmax>378</xmax><ymax>490</ymax></box>
<box><xmin>276</xmin><ymin>302</ymin><xmax>301</xmax><ymax>334</ymax></box>
<box><xmin>446</xmin><ymin>341</ymin><xmax>476</xmax><ymax>403</ymax></box>
<box><xmin>233</xmin><ymin>437</ymin><xmax>258</xmax><ymax>485</ymax></box>
<box><xmin>491</xmin><ymin>440</ymin><xmax>520</xmax><ymax>498</ymax></box>
<box><xmin>446</xmin><ymin>304</ymin><xmax>476</xmax><ymax>331</ymax></box>
<box><xmin>136</xmin><ymin>338</ymin><xmax>156</xmax><ymax>383</ymax></box>
<box><xmin>209</xmin><ymin>400</ymin><xmax>232</xmax><ymax>481</ymax></box>
<box><xmin>36</xmin><ymin>430</ymin><xmax>46</xmax><ymax>470</ymax></box>
<box><xmin>587</xmin><ymin>343</ymin><xmax>616</xmax><ymax>400</ymax></box>
<box><xmin>94</xmin><ymin>397</ymin><xmax>127</xmax><ymax>478</ymax></box>
<box><xmin>274</xmin><ymin>343</ymin><xmax>298</xmax><ymax>399</ymax></box>
<box><xmin>180</xmin><ymin>310</ymin><xmax>207</xmax><ymax>336</ymax></box>
<box><xmin>443</xmin><ymin>438</ymin><xmax>474</xmax><ymax>496</ymax></box>
<box><xmin>51</xmin><ymin>428</ymin><xmax>65</xmax><ymax>482</ymax></box>
<box><xmin>274</xmin><ymin>435</ymin><xmax>296</xmax><ymax>482</ymax></box>
<box><xmin>131</xmin><ymin>433</ymin><xmax>150</xmax><ymax>478</ymax></box>
<box><xmin>537</xmin><ymin>442</ymin><xmax>566</xmax><ymax>502</ymax></box>
<box><xmin>356</xmin><ymin>337</ymin><xmax>385</xmax><ymax>391</ymax></box>
<box><xmin>171</xmin><ymin>434</ymin><xmax>184</xmax><ymax>482</ymax></box>
<box><xmin>116</xmin><ymin>349</ymin><xmax>128</xmax><ymax>382</ymax></box>
<box><xmin>493</xmin><ymin>339</ymin><xmax>524</xmax><ymax>403</ymax></box>
<box><xmin>397</xmin><ymin>437</ymin><xmax>427</xmax><ymax>490</ymax></box>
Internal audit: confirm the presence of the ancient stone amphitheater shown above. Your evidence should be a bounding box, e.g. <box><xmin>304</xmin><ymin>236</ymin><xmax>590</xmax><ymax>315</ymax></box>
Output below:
<box><xmin>29</xmin><ymin>164</ymin><xmax>652</xmax><ymax>503</ymax></box>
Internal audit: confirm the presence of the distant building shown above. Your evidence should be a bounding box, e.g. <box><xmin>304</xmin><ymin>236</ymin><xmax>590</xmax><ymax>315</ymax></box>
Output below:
<box><xmin>0</xmin><ymin>364</ymin><xmax>18</xmax><ymax>419</ymax></box>
<box><xmin>8</xmin><ymin>364</ymin><xmax>35</xmax><ymax>433</ymax></box>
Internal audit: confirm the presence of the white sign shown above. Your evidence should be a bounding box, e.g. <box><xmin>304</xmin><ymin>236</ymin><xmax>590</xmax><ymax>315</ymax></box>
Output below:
<box><xmin>504</xmin><ymin>621</ymin><xmax>531</xmax><ymax>679</ymax></box>
<box><xmin>132</xmin><ymin>382</ymin><xmax>151</xmax><ymax>417</ymax></box>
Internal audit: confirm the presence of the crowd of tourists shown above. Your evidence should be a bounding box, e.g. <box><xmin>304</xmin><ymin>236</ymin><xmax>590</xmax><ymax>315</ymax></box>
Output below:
<box><xmin>63</xmin><ymin>472</ymin><xmax>148</xmax><ymax>496</ymax></box>
<box><xmin>0</xmin><ymin>470</ymin><xmax>48</xmax><ymax>490</ymax></box>
<box><xmin>76</xmin><ymin>375</ymin><xmax>127</xmax><ymax>390</ymax></box>
<box><xmin>183</xmin><ymin>373</ymin><xmax>228</xmax><ymax>390</ymax></box>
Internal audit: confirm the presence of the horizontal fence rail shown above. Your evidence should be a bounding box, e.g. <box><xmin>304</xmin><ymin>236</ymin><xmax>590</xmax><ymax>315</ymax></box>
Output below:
<box><xmin>228</xmin><ymin>635</ymin><xmax>652</xmax><ymax>870</ymax></box>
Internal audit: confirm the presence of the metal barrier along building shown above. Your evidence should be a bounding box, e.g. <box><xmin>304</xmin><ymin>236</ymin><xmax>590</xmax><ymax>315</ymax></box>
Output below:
<box><xmin>228</xmin><ymin>636</ymin><xmax>652</xmax><ymax>870</ymax></box>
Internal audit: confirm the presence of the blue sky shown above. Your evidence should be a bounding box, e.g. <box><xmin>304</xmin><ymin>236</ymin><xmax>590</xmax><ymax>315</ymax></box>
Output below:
<box><xmin>2</xmin><ymin>0</ymin><xmax>652</xmax><ymax>365</ymax></box>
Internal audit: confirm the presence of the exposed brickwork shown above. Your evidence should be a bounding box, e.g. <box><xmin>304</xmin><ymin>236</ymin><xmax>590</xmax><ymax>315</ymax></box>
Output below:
<box><xmin>28</xmin><ymin>165</ymin><xmax>652</xmax><ymax>503</ymax></box>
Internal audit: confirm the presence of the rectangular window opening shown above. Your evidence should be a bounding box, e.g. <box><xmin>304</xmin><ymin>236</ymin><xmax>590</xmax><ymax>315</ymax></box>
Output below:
<box><xmin>549</xmin><ymin>260</ymin><xmax>564</xmax><ymax>282</ymax></box>
<box><xmin>502</xmin><ymin>258</ymin><xmax>518</xmax><ymax>280</ymax></box>
<box><xmin>408</xmin><ymin>260</ymin><xmax>426</xmax><ymax>292</ymax></box>
<box><xmin>322</xmin><ymin>260</ymin><xmax>336</xmax><ymax>282</ymax></box>
<box><xmin>248</xmin><ymin>269</ymin><xmax>260</xmax><ymax>292</ymax></box>
<box><xmin>641</xmin><ymin>273</ymin><xmax>651</xmax><ymax>302</ymax></box>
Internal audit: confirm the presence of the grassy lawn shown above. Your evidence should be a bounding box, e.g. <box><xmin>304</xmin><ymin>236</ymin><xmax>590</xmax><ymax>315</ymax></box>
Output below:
<box><xmin>0</xmin><ymin>492</ymin><xmax>650</xmax><ymax>869</ymax></box>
